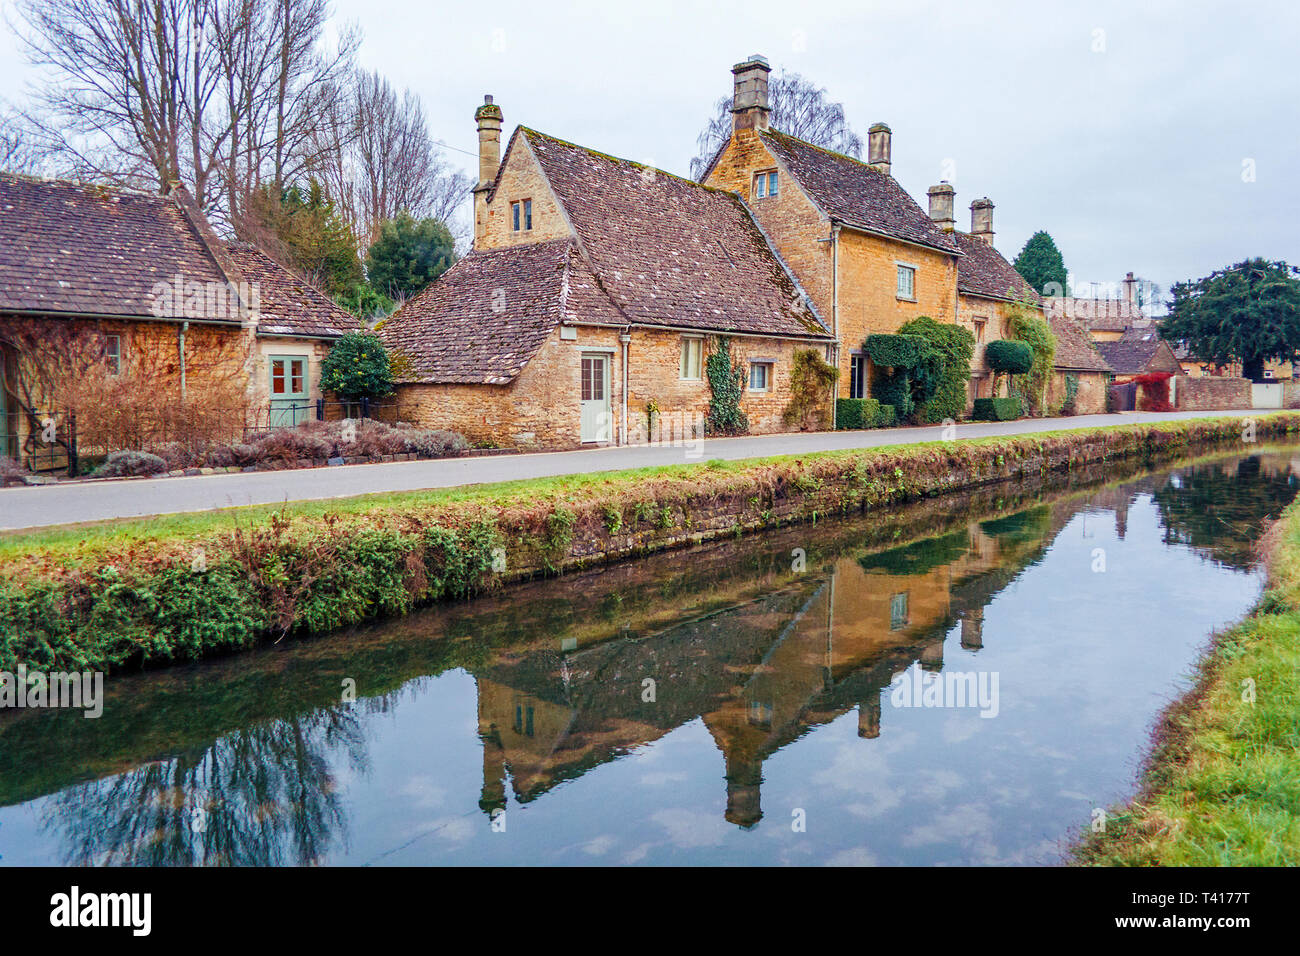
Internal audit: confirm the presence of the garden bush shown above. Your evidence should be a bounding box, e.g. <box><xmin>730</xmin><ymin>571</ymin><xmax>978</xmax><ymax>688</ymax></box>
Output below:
<box><xmin>972</xmin><ymin>397</ymin><xmax>1023</xmax><ymax>421</ymax></box>
<box><xmin>836</xmin><ymin>398</ymin><xmax>881</xmax><ymax>430</ymax></box>
<box><xmin>93</xmin><ymin>450</ymin><xmax>167</xmax><ymax>478</ymax></box>
<box><xmin>985</xmin><ymin>340</ymin><xmax>1034</xmax><ymax>376</ymax></box>
<box><xmin>874</xmin><ymin>404</ymin><xmax>898</xmax><ymax>428</ymax></box>
<box><xmin>898</xmin><ymin>316</ymin><xmax>975</xmax><ymax>424</ymax></box>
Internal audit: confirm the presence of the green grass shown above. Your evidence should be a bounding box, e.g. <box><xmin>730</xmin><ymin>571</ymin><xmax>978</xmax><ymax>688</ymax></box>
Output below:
<box><xmin>1073</xmin><ymin>497</ymin><xmax>1300</xmax><ymax>866</ymax></box>
<box><xmin>2</xmin><ymin>412</ymin><xmax>1288</xmax><ymax>563</ymax></box>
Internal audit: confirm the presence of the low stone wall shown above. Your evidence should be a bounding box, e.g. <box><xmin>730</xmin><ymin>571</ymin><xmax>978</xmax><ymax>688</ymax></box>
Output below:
<box><xmin>1175</xmin><ymin>375</ymin><xmax>1251</xmax><ymax>411</ymax></box>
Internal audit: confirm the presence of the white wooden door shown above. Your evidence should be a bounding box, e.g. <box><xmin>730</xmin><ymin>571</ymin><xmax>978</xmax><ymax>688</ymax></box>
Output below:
<box><xmin>580</xmin><ymin>354</ymin><xmax>611</xmax><ymax>443</ymax></box>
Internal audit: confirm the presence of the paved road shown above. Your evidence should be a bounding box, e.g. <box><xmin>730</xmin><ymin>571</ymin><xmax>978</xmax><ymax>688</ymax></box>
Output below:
<box><xmin>0</xmin><ymin>408</ymin><xmax>1272</xmax><ymax>531</ymax></box>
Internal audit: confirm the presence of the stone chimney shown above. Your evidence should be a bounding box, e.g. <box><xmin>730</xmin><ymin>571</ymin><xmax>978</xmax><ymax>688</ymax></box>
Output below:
<box><xmin>927</xmin><ymin>182</ymin><xmax>955</xmax><ymax>232</ymax></box>
<box><xmin>970</xmin><ymin>197</ymin><xmax>994</xmax><ymax>245</ymax></box>
<box><xmin>731</xmin><ymin>54</ymin><xmax>771</xmax><ymax>133</ymax></box>
<box><xmin>867</xmin><ymin>123</ymin><xmax>892</xmax><ymax>175</ymax></box>
<box><xmin>473</xmin><ymin>95</ymin><xmax>503</xmax><ymax>245</ymax></box>
<box><xmin>1123</xmin><ymin>271</ymin><xmax>1137</xmax><ymax>306</ymax></box>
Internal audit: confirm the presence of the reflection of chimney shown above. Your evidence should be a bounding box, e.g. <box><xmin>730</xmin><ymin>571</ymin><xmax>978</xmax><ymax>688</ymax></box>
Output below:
<box><xmin>478</xmin><ymin>725</ymin><xmax>507</xmax><ymax>814</ymax></box>
<box><xmin>970</xmin><ymin>198</ymin><xmax>994</xmax><ymax>245</ymax></box>
<box><xmin>927</xmin><ymin>182</ymin><xmax>956</xmax><ymax>232</ymax></box>
<box><xmin>867</xmin><ymin>123</ymin><xmax>892</xmax><ymax>175</ymax></box>
<box><xmin>724</xmin><ymin>755</ymin><xmax>763</xmax><ymax>828</ymax></box>
<box><xmin>472</xmin><ymin>95</ymin><xmax>503</xmax><ymax>245</ymax></box>
<box><xmin>1115</xmin><ymin>496</ymin><xmax>1129</xmax><ymax>540</ymax></box>
<box><xmin>730</xmin><ymin>54</ymin><xmax>771</xmax><ymax>133</ymax></box>
<box><xmin>960</xmin><ymin>607</ymin><xmax>984</xmax><ymax>650</ymax></box>
<box><xmin>858</xmin><ymin>698</ymin><xmax>882</xmax><ymax>738</ymax></box>
<box><xmin>920</xmin><ymin>637</ymin><xmax>945</xmax><ymax>672</ymax></box>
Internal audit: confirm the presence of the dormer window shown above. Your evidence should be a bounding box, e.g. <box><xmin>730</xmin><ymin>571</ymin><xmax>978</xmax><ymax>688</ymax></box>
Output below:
<box><xmin>512</xmin><ymin>199</ymin><xmax>532</xmax><ymax>231</ymax></box>
<box><xmin>753</xmin><ymin>170</ymin><xmax>778</xmax><ymax>199</ymax></box>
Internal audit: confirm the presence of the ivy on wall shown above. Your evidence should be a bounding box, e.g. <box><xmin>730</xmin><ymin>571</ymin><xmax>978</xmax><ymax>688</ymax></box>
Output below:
<box><xmin>706</xmin><ymin>337</ymin><xmax>748</xmax><ymax>435</ymax></box>
<box><xmin>783</xmin><ymin>348</ymin><xmax>839</xmax><ymax>430</ymax></box>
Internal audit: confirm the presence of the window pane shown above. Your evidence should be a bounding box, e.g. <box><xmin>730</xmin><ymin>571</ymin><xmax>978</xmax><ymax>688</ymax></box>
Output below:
<box><xmin>768</xmin><ymin>171</ymin><xmax>778</xmax><ymax>195</ymax></box>
<box><xmin>524</xmin><ymin>199</ymin><xmax>532</xmax><ymax>230</ymax></box>
<box><xmin>272</xmin><ymin>359</ymin><xmax>285</xmax><ymax>394</ymax></box>
<box><xmin>512</xmin><ymin>202</ymin><xmax>520</xmax><ymax>231</ymax></box>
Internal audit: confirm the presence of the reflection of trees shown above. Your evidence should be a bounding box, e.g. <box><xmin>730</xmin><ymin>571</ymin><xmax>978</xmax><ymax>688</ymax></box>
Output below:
<box><xmin>1151</xmin><ymin>456</ymin><xmax>1299</xmax><ymax>569</ymax></box>
<box><xmin>40</xmin><ymin>703</ymin><xmax>370</xmax><ymax>866</ymax></box>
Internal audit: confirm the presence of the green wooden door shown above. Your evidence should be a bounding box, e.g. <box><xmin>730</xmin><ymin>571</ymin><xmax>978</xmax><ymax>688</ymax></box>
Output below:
<box><xmin>269</xmin><ymin>355</ymin><xmax>310</xmax><ymax>428</ymax></box>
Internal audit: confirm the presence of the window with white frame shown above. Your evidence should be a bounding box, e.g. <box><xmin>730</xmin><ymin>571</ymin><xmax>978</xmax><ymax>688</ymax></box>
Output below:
<box><xmin>511</xmin><ymin>199</ymin><xmax>533</xmax><ymax>232</ymax></box>
<box><xmin>896</xmin><ymin>264</ymin><xmax>916</xmax><ymax>300</ymax></box>
<box><xmin>679</xmin><ymin>337</ymin><xmax>703</xmax><ymax>380</ymax></box>
<box><xmin>105</xmin><ymin>334</ymin><xmax>122</xmax><ymax>374</ymax></box>
<box><xmin>849</xmin><ymin>354</ymin><xmax>866</xmax><ymax>399</ymax></box>
<box><xmin>748</xmin><ymin>362</ymin><xmax>772</xmax><ymax>392</ymax></box>
<box><xmin>753</xmin><ymin>170</ymin><xmax>778</xmax><ymax>199</ymax></box>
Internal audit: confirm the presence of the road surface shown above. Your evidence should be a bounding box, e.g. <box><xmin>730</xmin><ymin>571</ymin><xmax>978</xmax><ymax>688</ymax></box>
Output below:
<box><xmin>0</xmin><ymin>408</ymin><xmax>1271</xmax><ymax>531</ymax></box>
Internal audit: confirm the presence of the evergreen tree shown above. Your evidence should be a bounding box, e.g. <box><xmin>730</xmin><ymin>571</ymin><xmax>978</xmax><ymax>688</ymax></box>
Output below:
<box><xmin>1161</xmin><ymin>258</ymin><xmax>1300</xmax><ymax>381</ymax></box>
<box><xmin>1013</xmin><ymin>231</ymin><xmax>1069</xmax><ymax>296</ymax></box>
<box><xmin>365</xmin><ymin>213</ymin><xmax>456</xmax><ymax>300</ymax></box>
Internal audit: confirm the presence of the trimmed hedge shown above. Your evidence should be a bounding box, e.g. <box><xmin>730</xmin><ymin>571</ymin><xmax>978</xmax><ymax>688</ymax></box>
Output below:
<box><xmin>836</xmin><ymin>398</ymin><xmax>899</xmax><ymax>429</ymax></box>
<box><xmin>972</xmin><ymin>397</ymin><xmax>1023</xmax><ymax>421</ymax></box>
<box><xmin>985</xmin><ymin>340</ymin><xmax>1034</xmax><ymax>375</ymax></box>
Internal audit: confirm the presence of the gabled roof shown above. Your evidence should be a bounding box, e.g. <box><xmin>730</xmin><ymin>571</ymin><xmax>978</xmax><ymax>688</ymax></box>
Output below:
<box><xmin>519</xmin><ymin>128</ymin><xmax>830</xmax><ymax>339</ymax></box>
<box><xmin>952</xmin><ymin>233</ymin><xmax>1039</xmax><ymax>303</ymax></box>
<box><xmin>1095</xmin><ymin>331</ymin><xmax>1181</xmax><ymax>376</ymax></box>
<box><xmin>1048</xmin><ymin>313</ymin><xmax>1112</xmax><ymax>373</ymax></box>
<box><xmin>0</xmin><ymin>173</ymin><xmax>230</xmax><ymax>319</ymax></box>
<box><xmin>757</xmin><ymin>130</ymin><xmax>960</xmax><ymax>255</ymax></box>
<box><xmin>223</xmin><ymin>242</ymin><xmax>361</xmax><ymax>339</ymax></box>
<box><xmin>380</xmin><ymin>239</ymin><xmax>624</xmax><ymax>385</ymax></box>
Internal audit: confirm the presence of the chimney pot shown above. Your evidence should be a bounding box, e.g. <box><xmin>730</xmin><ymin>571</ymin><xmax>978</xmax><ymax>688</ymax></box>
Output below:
<box><xmin>867</xmin><ymin>123</ymin><xmax>892</xmax><ymax>175</ymax></box>
<box><xmin>927</xmin><ymin>181</ymin><xmax>955</xmax><ymax>232</ymax></box>
<box><xmin>731</xmin><ymin>55</ymin><xmax>772</xmax><ymax>133</ymax></box>
<box><xmin>970</xmin><ymin>197</ymin><xmax>994</xmax><ymax>244</ymax></box>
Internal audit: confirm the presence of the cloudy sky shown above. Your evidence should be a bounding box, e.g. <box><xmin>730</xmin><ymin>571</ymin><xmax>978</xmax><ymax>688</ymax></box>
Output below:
<box><xmin>3</xmin><ymin>0</ymin><xmax>1297</xmax><ymax>302</ymax></box>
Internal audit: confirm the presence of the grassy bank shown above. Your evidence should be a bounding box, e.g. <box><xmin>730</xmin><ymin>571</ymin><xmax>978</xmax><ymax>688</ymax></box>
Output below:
<box><xmin>1072</xmin><ymin>495</ymin><xmax>1300</xmax><ymax>866</ymax></box>
<box><xmin>2</xmin><ymin>414</ymin><xmax>1296</xmax><ymax>674</ymax></box>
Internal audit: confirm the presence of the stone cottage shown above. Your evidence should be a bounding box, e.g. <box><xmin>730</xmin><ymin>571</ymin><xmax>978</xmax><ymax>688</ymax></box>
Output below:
<box><xmin>0</xmin><ymin>172</ymin><xmax>359</xmax><ymax>462</ymax></box>
<box><xmin>380</xmin><ymin>102</ymin><xmax>835</xmax><ymax>448</ymax></box>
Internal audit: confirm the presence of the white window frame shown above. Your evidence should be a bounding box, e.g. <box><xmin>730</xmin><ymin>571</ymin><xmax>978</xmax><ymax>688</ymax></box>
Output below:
<box><xmin>753</xmin><ymin>169</ymin><xmax>778</xmax><ymax>199</ymax></box>
<box><xmin>748</xmin><ymin>362</ymin><xmax>773</xmax><ymax>392</ymax></box>
<box><xmin>896</xmin><ymin>263</ymin><xmax>916</xmax><ymax>301</ymax></box>
<box><xmin>105</xmin><ymin>334</ymin><xmax>122</xmax><ymax>374</ymax></box>
<box><xmin>512</xmin><ymin>199</ymin><xmax>533</xmax><ymax>232</ymax></box>
<box><xmin>679</xmin><ymin>336</ymin><xmax>704</xmax><ymax>381</ymax></box>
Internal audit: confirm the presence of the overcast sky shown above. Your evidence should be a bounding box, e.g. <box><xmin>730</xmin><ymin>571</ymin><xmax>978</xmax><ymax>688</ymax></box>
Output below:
<box><xmin>3</xmin><ymin>0</ymin><xmax>1297</xmax><ymax>302</ymax></box>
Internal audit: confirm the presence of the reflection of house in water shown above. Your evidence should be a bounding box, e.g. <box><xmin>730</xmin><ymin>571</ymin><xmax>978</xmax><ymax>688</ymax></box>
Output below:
<box><xmin>474</xmin><ymin>514</ymin><xmax>1056</xmax><ymax>828</ymax></box>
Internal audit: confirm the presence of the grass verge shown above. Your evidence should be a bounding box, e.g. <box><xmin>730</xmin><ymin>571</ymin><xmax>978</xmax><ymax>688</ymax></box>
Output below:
<box><xmin>1071</xmin><ymin>496</ymin><xmax>1300</xmax><ymax>865</ymax></box>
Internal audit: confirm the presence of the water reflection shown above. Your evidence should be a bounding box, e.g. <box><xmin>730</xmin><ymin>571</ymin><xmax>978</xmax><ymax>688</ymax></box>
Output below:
<box><xmin>2</xmin><ymin>448</ymin><xmax>1296</xmax><ymax>866</ymax></box>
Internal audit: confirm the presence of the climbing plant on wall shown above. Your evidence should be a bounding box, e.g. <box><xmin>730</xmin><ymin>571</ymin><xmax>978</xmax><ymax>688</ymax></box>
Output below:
<box><xmin>897</xmin><ymin>316</ymin><xmax>975</xmax><ymax>423</ymax></box>
<box><xmin>782</xmin><ymin>348</ymin><xmax>839</xmax><ymax>430</ymax></box>
<box><xmin>705</xmin><ymin>337</ymin><xmax>748</xmax><ymax>435</ymax></box>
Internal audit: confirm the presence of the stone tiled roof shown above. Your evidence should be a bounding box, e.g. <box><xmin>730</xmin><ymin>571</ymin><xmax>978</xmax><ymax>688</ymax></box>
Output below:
<box><xmin>1048</xmin><ymin>313</ymin><xmax>1112</xmax><ymax>373</ymax></box>
<box><xmin>520</xmin><ymin>128</ymin><xmax>831</xmax><ymax>339</ymax></box>
<box><xmin>1043</xmin><ymin>296</ymin><xmax>1149</xmax><ymax>332</ymax></box>
<box><xmin>952</xmin><ymin>232</ymin><xmax>1039</xmax><ymax>303</ymax></box>
<box><xmin>758</xmin><ymin>130</ymin><xmax>960</xmax><ymax>255</ymax></box>
<box><xmin>380</xmin><ymin>239</ymin><xmax>623</xmax><ymax>385</ymax></box>
<box><xmin>223</xmin><ymin>242</ymin><xmax>361</xmax><ymax>339</ymax></box>
<box><xmin>1096</xmin><ymin>330</ymin><xmax>1181</xmax><ymax>376</ymax></box>
<box><xmin>0</xmin><ymin>172</ymin><xmax>231</xmax><ymax>320</ymax></box>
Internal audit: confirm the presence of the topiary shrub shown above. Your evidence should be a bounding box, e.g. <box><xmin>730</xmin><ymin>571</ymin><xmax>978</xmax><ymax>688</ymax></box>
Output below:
<box><xmin>835</xmin><ymin>397</ymin><xmax>882</xmax><ymax>430</ymax></box>
<box><xmin>985</xmin><ymin>340</ymin><xmax>1034</xmax><ymax>376</ymax></box>
<box><xmin>862</xmin><ymin>332</ymin><xmax>943</xmax><ymax>424</ymax></box>
<box><xmin>93</xmin><ymin>450</ymin><xmax>167</xmax><ymax>477</ymax></box>
<box><xmin>972</xmin><ymin>397</ymin><xmax>1022</xmax><ymax>421</ymax></box>
<box><xmin>873</xmin><ymin>404</ymin><xmax>898</xmax><ymax>428</ymax></box>
<box><xmin>320</xmin><ymin>331</ymin><xmax>394</xmax><ymax>401</ymax></box>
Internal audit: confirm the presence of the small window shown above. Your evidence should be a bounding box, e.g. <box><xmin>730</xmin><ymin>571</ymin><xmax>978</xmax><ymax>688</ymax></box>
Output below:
<box><xmin>973</xmin><ymin>318</ymin><xmax>987</xmax><ymax>345</ymax></box>
<box><xmin>753</xmin><ymin>170</ymin><xmax>778</xmax><ymax>199</ymax></box>
<box><xmin>849</xmin><ymin>354</ymin><xmax>866</xmax><ymax>399</ymax></box>
<box><xmin>890</xmin><ymin>592</ymin><xmax>910</xmax><ymax>631</ymax></box>
<box><xmin>749</xmin><ymin>362</ymin><xmax>772</xmax><ymax>392</ymax></box>
<box><xmin>105</xmin><ymin>334</ymin><xmax>122</xmax><ymax>374</ymax></box>
<box><xmin>511</xmin><ymin>199</ymin><xmax>532</xmax><ymax>232</ymax></box>
<box><xmin>896</xmin><ymin>265</ymin><xmax>916</xmax><ymax>300</ymax></box>
<box><xmin>680</xmin><ymin>337</ymin><xmax>703</xmax><ymax>380</ymax></box>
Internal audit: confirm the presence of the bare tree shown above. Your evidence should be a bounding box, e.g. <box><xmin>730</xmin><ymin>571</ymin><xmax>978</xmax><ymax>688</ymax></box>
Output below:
<box><xmin>306</xmin><ymin>69</ymin><xmax>471</xmax><ymax>248</ymax></box>
<box><xmin>689</xmin><ymin>69</ymin><xmax>864</xmax><ymax>180</ymax></box>
<box><xmin>12</xmin><ymin>0</ymin><xmax>356</xmax><ymax>219</ymax></box>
